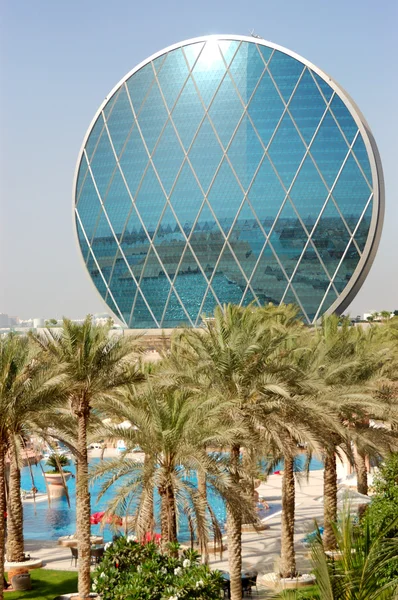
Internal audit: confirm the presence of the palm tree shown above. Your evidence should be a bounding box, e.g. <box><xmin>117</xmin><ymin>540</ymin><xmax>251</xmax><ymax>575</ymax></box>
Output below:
<box><xmin>314</xmin><ymin>316</ymin><xmax>395</xmax><ymax>550</ymax></box>
<box><xmin>166</xmin><ymin>303</ymin><xmax>335</xmax><ymax>596</ymax></box>
<box><xmin>0</xmin><ymin>334</ymin><xmax>62</xmax><ymax>591</ymax></box>
<box><xmin>33</xmin><ymin>317</ymin><xmax>143</xmax><ymax>599</ymax></box>
<box><xmin>91</xmin><ymin>383</ymin><xmax>250</xmax><ymax>556</ymax></box>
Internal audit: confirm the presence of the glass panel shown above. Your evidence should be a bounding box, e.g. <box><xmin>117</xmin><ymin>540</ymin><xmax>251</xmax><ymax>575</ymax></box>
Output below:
<box><xmin>311</xmin><ymin>198</ymin><xmax>351</xmax><ymax>278</ymax></box>
<box><xmin>89</xmin><ymin>129</ymin><xmax>117</xmax><ymax>198</ymax></box>
<box><xmin>190</xmin><ymin>201</ymin><xmax>223</xmax><ymax>266</ymax></box>
<box><xmin>107</xmin><ymin>249</ymin><xmax>137</xmax><ymax>325</ymax></box>
<box><xmin>199</xmin><ymin>287</ymin><xmax>220</xmax><ymax>323</ymax></box>
<box><xmin>137</xmin><ymin>83</ymin><xmax>168</xmax><ymax>153</ymax></box>
<box><xmin>311</xmin><ymin>71</ymin><xmax>333</xmax><ymax>102</ymax></box>
<box><xmin>229</xmin><ymin>200</ymin><xmax>266</xmax><ymax>279</ymax></box>
<box><xmin>288</xmin><ymin>68</ymin><xmax>327</xmax><ymax>144</ymax></box>
<box><xmin>247</xmin><ymin>71</ymin><xmax>284</xmax><ymax>147</ymax></box>
<box><xmin>250</xmin><ymin>244</ymin><xmax>288</xmax><ymax>305</ymax></box>
<box><xmin>191</xmin><ymin>40</ymin><xmax>226</xmax><ymax>107</ymax></box>
<box><xmin>105</xmin><ymin>86</ymin><xmax>135</xmax><ymax>156</ymax></box>
<box><xmin>290</xmin><ymin>155</ymin><xmax>329</xmax><ymax>227</ymax></box>
<box><xmin>152</xmin><ymin>205</ymin><xmax>185</xmax><ymax>276</ymax></box>
<box><xmin>330</xmin><ymin>95</ymin><xmax>358</xmax><ymax>145</ymax></box>
<box><xmin>332</xmin><ymin>241</ymin><xmax>360</xmax><ymax>294</ymax></box>
<box><xmin>130</xmin><ymin>291</ymin><xmax>158</xmax><ymax>328</ymax></box>
<box><xmin>332</xmin><ymin>154</ymin><xmax>371</xmax><ymax>233</ymax></box>
<box><xmin>208</xmin><ymin>73</ymin><xmax>244</xmax><ymax>149</ymax></box>
<box><xmin>248</xmin><ymin>156</ymin><xmax>285</xmax><ymax>232</ymax></box>
<box><xmin>207</xmin><ymin>159</ymin><xmax>243</xmax><ymax>235</ymax></box>
<box><xmin>240</xmin><ymin>288</ymin><xmax>260</xmax><ymax>307</ymax></box>
<box><xmin>76</xmin><ymin>173</ymin><xmax>102</xmax><ymax>240</ymax></box>
<box><xmin>126</xmin><ymin>63</ymin><xmax>156</xmax><ymax>116</ymax></box>
<box><xmin>256</xmin><ymin>44</ymin><xmax>273</xmax><ymax>64</ymax></box>
<box><xmin>268</xmin><ymin>113</ymin><xmax>306</xmax><ymax>188</ymax></box>
<box><xmin>151</xmin><ymin>53</ymin><xmax>167</xmax><ymax>74</ymax></box>
<box><xmin>121</xmin><ymin>206</ymin><xmax>147</xmax><ymax>248</ymax></box>
<box><xmin>188</xmin><ymin>116</ymin><xmax>223</xmax><ymax>192</ymax></box>
<box><xmin>156</xmin><ymin>48</ymin><xmax>190</xmax><ymax>110</ymax></box>
<box><xmin>169</xmin><ymin>161</ymin><xmax>204</xmax><ymax>236</ymax></box>
<box><xmin>269</xmin><ymin>199</ymin><xmax>308</xmax><ymax>278</ymax></box>
<box><xmin>310</xmin><ymin>110</ymin><xmax>349</xmax><ymax>188</ymax></box>
<box><xmin>171</xmin><ymin>76</ymin><xmax>205</xmax><ymax>151</ymax></box>
<box><xmin>182</xmin><ymin>42</ymin><xmax>205</xmax><ymax>69</ymax></box>
<box><xmin>138</xmin><ymin>247</ymin><xmax>171</xmax><ymax>322</ymax></box>
<box><xmin>173</xmin><ymin>248</ymin><xmax>210</xmax><ymax>323</ymax></box>
<box><xmin>102</xmin><ymin>91</ymin><xmax>118</xmax><ymax>119</ymax></box>
<box><xmin>291</xmin><ymin>248</ymin><xmax>331</xmax><ymax>322</ymax></box>
<box><xmin>282</xmin><ymin>285</ymin><xmax>305</xmax><ymax>321</ymax></box>
<box><xmin>218</xmin><ymin>40</ymin><xmax>240</xmax><ymax>66</ymax></box>
<box><xmin>211</xmin><ymin>245</ymin><xmax>247</xmax><ymax>305</ymax></box>
<box><xmin>85</xmin><ymin>114</ymin><xmax>105</xmax><ymax>161</ymax></box>
<box><xmin>268</xmin><ymin>50</ymin><xmax>304</xmax><ymax>103</ymax></box>
<box><xmin>119</xmin><ymin>127</ymin><xmax>149</xmax><ymax>198</ymax></box>
<box><xmin>87</xmin><ymin>251</ymin><xmax>108</xmax><ymax>303</ymax></box>
<box><xmin>162</xmin><ymin>290</ymin><xmax>191</xmax><ymax>328</ymax></box>
<box><xmin>75</xmin><ymin>154</ymin><xmax>89</xmax><ymax>202</ymax></box>
<box><xmin>228</xmin><ymin>42</ymin><xmax>266</xmax><ymax>104</ymax></box>
<box><xmin>134</xmin><ymin>163</ymin><xmax>167</xmax><ymax>238</ymax></box>
<box><xmin>152</xmin><ymin>121</ymin><xmax>185</xmax><ymax>195</ymax></box>
<box><xmin>352</xmin><ymin>134</ymin><xmax>372</xmax><ymax>185</ymax></box>
<box><xmin>76</xmin><ymin>218</ymin><xmax>90</xmax><ymax>263</ymax></box>
<box><xmin>227</xmin><ymin>114</ymin><xmax>264</xmax><ymax>191</ymax></box>
<box><xmin>354</xmin><ymin>200</ymin><xmax>372</xmax><ymax>253</ymax></box>
<box><xmin>316</xmin><ymin>286</ymin><xmax>338</xmax><ymax>319</ymax></box>
<box><xmin>91</xmin><ymin>213</ymin><xmax>118</xmax><ymax>285</ymax></box>
<box><xmin>103</xmin><ymin>168</ymin><xmax>133</xmax><ymax>239</ymax></box>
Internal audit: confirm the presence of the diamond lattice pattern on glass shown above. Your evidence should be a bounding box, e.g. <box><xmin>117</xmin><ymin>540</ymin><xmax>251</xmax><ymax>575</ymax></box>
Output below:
<box><xmin>75</xmin><ymin>39</ymin><xmax>374</xmax><ymax>327</ymax></box>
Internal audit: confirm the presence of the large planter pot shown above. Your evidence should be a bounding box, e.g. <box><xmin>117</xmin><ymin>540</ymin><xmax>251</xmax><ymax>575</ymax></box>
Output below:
<box><xmin>44</xmin><ymin>472</ymin><xmax>72</xmax><ymax>498</ymax></box>
<box><xmin>261</xmin><ymin>572</ymin><xmax>316</xmax><ymax>590</ymax></box>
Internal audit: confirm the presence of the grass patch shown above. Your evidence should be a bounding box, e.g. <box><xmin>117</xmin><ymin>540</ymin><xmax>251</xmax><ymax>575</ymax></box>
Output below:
<box><xmin>5</xmin><ymin>568</ymin><xmax>78</xmax><ymax>600</ymax></box>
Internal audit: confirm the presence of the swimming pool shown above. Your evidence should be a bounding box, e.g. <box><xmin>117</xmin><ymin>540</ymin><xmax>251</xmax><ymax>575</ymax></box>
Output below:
<box><xmin>20</xmin><ymin>455</ymin><xmax>323</xmax><ymax>542</ymax></box>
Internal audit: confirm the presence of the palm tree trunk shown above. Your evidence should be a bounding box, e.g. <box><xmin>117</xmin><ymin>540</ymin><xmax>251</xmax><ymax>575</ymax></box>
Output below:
<box><xmin>280</xmin><ymin>454</ymin><xmax>296</xmax><ymax>578</ymax></box>
<box><xmin>76</xmin><ymin>409</ymin><xmax>91</xmax><ymax>599</ymax></box>
<box><xmin>6</xmin><ymin>443</ymin><xmax>24</xmax><ymax>562</ymax></box>
<box><xmin>227</xmin><ymin>444</ymin><xmax>242</xmax><ymax>600</ymax></box>
<box><xmin>354</xmin><ymin>447</ymin><xmax>368</xmax><ymax>496</ymax></box>
<box><xmin>197</xmin><ymin>469</ymin><xmax>209</xmax><ymax>563</ymax></box>
<box><xmin>159</xmin><ymin>488</ymin><xmax>169</xmax><ymax>552</ymax></box>
<box><xmin>323</xmin><ymin>449</ymin><xmax>337</xmax><ymax>551</ymax></box>
<box><xmin>159</xmin><ymin>476</ymin><xmax>177</xmax><ymax>554</ymax></box>
<box><xmin>0</xmin><ymin>442</ymin><xmax>7</xmax><ymax>600</ymax></box>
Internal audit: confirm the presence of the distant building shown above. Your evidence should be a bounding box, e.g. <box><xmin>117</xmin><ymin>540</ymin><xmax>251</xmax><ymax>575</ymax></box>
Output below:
<box><xmin>0</xmin><ymin>314</ymin><xmax>10</xmax><ymax>328</ymax></box>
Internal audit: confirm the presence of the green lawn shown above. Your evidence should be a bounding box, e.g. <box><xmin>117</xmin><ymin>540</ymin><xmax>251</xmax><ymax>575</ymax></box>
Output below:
<box><xmin>5</xmin><ymin>569</ymin><xmax>78</xmax><ymax>600</ymax></box>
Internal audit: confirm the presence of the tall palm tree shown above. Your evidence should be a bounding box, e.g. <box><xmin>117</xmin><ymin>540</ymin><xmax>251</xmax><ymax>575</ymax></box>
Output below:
<box><xmin>167</xmin><ymin>303</ymin><xmax>334</xmax><ymax>596</ymax></box>
<box><xmin>33</xmin><ymin>317</ymin><xmax>142</xmax><ymax>599</ymax></box>
<box><xmin>0</xmin><ymin>334</ymin><xmax>62</xmax><ymax>593</ymax></box>
<box><xmin>314</xmin><ymin>316</ymin><xmax>395</xmax><ymax>550</ymax></box>
<box><xmin>91</xmin><ymin>383</ymin><xmax>250</xmax><ymax>555</ymax></box>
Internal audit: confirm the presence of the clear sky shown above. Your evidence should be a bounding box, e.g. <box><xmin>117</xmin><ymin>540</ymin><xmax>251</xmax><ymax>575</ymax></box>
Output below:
<box><xmin>1</xmin><ymin>0</ymin><xmax>397</xmax><ymax>320</ymax></box>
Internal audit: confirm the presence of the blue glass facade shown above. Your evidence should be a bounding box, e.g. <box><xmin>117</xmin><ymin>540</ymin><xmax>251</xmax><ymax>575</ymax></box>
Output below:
<box><xmin>74</xmin><ymin>36</ymin><xmax>382</xmax><ymax>327</ymax></box>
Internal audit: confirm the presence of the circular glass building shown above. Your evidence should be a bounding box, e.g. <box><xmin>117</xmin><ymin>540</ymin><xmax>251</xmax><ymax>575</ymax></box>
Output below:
<box><xmin>74</xmin><ymin>35</ymin><xmax>384</xmax><ymax>328</ymax></box>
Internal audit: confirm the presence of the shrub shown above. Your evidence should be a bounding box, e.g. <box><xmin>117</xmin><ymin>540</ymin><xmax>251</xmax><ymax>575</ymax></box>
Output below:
<box><xmin>45</xmin><ymin>453</ymin><xmax>71</xmax><ymax>473</ymax></box>
<box><xmin>92</xmin><ymin>536</ymin><xmax>223</xmax><ymax>600</ymax></box>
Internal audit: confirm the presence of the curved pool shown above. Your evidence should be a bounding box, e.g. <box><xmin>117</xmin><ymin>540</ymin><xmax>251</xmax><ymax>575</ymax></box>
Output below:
<box><xmin>20</xmin><ymin>455</ymin><xmax>323</xmax><ymax>542</ymax></box>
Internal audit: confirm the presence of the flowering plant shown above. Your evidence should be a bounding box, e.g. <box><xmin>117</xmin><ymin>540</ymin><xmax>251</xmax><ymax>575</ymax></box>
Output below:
<box><xmin>92</xmin><ymin>536</ymin><xmax>223</xmax><ymax>599</ymax></box>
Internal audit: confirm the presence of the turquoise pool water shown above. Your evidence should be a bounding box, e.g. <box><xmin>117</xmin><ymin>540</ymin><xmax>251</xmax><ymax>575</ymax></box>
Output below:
<box><xmin>20</xmin><ymin>455</ymin><xmax>323</xmax><ymax>541</ymax></box>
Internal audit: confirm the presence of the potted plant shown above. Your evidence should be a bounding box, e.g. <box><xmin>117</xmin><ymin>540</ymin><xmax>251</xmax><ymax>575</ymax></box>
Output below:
<box><xmin>43</xmin><ymin>454</ymin><xmax>72</xmax><ymax>498</ymax></box>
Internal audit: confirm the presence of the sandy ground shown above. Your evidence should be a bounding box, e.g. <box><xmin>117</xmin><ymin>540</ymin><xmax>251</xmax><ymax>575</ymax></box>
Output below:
<box><xmin>22</xmin><ymin>470</ymin><xmax>325</xmax><ymax>597</ymax></box>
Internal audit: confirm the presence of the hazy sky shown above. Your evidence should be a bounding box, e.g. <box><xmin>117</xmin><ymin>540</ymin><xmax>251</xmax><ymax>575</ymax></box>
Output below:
<box><xmin>1</xmin><ymin>0</ymin><xmax>397</xmax><ymax>321</ymax></box>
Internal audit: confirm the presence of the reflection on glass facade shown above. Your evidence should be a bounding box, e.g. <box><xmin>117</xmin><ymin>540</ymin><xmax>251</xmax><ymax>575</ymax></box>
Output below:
<box><xmin>74</xmin><ymin>36</ymin><xmax>383</xmax><ymax>328</ymax></box>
